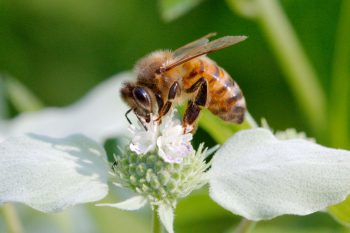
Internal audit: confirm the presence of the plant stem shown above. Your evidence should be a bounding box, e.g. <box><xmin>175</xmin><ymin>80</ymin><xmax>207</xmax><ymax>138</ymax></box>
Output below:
<box><xmin>329</xmin><ymin>0</ymin><xmax>350</xmax><ymax>148</ymax></box>
<box><xmin>199</xmin><ymin>109</ymin><xmax>255</xmax><ymax>144</ymax></box>
<box><xmin>152</xmin><ymin>207</ymin><xmax>162</xmax><ymax>233</ymax></box>
<box><xmin>5</xmin><ymin>76</ymin><xmax>44</xmax><ymax>112</ymax></box>
<box><xmin>2</xmin><ymin>204</ymin><xmax>24</xmax><ymax>233</ymax></box>
<box><xmin>255</xmin><ymin>0</ymin><xmax>327</xmax><ymax>137</ymax></box>
<box><xmin>227</xmin><ymin>0</ymin><xmax>327</xmax><ymax>138</ymax></box>
<box><xmin>243</xmin><ymin>111</ymin><xmax>258</xmax><ymax>129</ymax></box>
<box><xmin>0</xmin><ymin>76</ymin><xmax>8</xmax><ymax>118</ymax></box>
<box><xmin>234</xmin><ymin>218</ymin><xmax>256</xmax><ymax>233</ymax></box>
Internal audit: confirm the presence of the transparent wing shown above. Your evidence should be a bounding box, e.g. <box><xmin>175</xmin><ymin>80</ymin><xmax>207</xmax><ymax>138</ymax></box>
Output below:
<box><xmin>173</xmin><ymin>32</ymin><xmax>217</xmax><ymax>58</ymax></box>
<box><xmin>161</xmin><ymin>35</ymin><xmax>247</xmax><ymax>73</ymax></box>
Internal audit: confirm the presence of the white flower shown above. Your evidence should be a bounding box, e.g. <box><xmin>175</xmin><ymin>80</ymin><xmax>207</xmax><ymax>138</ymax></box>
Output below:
<box><xmin>98</xmin><ymin>110</ymin><xmax>205</xmax><ymax>233</ymax></box>
<box><xmin>98</xmin><ymin>126</ymin><xmax>350</xmax><ymax>232</ymax></box>
<box><xmin>274</xmin><ymin>128</ymin><xmax>315</xmax><ymax>142</ymax></box>
<box><xmin>129</xmin><ymin>109</ymin><xmax>193</xmax><ymax>164</ymax></box>
<box><xmin>157</xmin><ymin>110</ymin><xmax>193</xmax><ymax>163</ymax></box>
<box><xmin>129</xmin><ymin>117</ymin><xmax>158</xmax><ymax>155</ymax></box>
<box><xmin>98</xmin><ymin>144</ymin><xmax>210</xmax><ymax>233</ymax></box>
<box><xmin>261</xmin><ymin>118</ymin><xmax>315</xmax><ymax>142</ymax></box>
<box><xmin>2</xmin><ymin>72</ymin><xmax>350</xmax><ymax>233</ymax></box>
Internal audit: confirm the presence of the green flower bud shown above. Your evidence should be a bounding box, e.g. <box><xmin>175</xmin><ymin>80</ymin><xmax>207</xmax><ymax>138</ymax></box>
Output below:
<box><xmin>113</xmin><ymin>144</ymin><xmax>209</xmax><ymax>207</ymax></box>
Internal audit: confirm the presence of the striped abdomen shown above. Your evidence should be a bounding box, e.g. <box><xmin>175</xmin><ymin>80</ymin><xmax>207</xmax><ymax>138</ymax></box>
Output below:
<box><xmin>181</xmin><ymin>57</ymin><xmax>246</xmax><ymax>123</ymax></box>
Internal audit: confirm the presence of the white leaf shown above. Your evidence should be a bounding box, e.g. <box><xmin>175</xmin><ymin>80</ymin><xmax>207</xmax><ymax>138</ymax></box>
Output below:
<box><xmin>158</xmin><ymin>204</ymin><xmax>174</xmax><ymax>233</ymax></box>
<box><xmin>209</xmin><ymin>128</ymin><xmax>350</xmax><ymax>221</ymax></box>
<box><xmin>0</xmin><ymin>134</ymin><xmax>109</xmax><ymax>212</ymax></box>
<box><xmin>97</xmin><ymin>196</ymin><xmax>147</xmax><ymax>211</ymax></box>
<box><xmin>0</xmin><ymin>72</ymin><xmax>132</xmax><ymax>143</ymax></box>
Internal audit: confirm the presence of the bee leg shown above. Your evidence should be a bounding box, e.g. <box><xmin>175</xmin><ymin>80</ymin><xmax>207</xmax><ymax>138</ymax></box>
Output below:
<box><xmin>125</xmin><ymin>108</ymin><xmax>133</xmax><ymax>125</ymax></box>
<box><xmin>155</xmin><ymin>93</ymin><xmax>164</xmax><ymax>113</ymax></box>
<box><xmin>183</xmin><ymin>101</ymin><xmax>201</xmax><ymax>133</ymax></box>
<box><xmin>135</xmin><ymin>113</ymin><xmax>148</xmax><ymax>131</ymax></box>
<box><xmin>156</xmin><ymin>81</ymin><xmax>180</xmax><ymax>120</ymax></box>
<box><xmin>183</xmin><ymin>78</ymin><xmax>208</xmax><ymax>132</ymax></box>
<box><xmin>125</xmin><ymin>108</ymin><xmax>148</xmax><ymax>131</ymax></box>
<box><xmin>185</xmin><ymin>77</ymin><xmax>206</xmax><ymax>94</ymax></box>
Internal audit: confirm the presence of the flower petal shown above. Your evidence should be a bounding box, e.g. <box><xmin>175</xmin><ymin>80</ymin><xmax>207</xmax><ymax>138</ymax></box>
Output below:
<box><xmin>0</xmin><ymin>72</ymin><xmax>132</xmax><ymax>143</ymax></box>
<box><xmin>156</xmin><ymin>109</ymin><xmax>193</xmax><ymax>164</ymax></box>
<box><xmin>128</xmin><ymin>119</ymin><xmax>158</xmax><ymax>155</ymax></box>
<box><xmin>96</xmin><ymin>196</ymin><xmax>147</xmax><ymax>211</ymax></box>
<box><xmin>0</xmin><ymin>134</ymin><xmax>109</xmax><ymax>212</ymax></box>
<box><xmin>208</xmin><ymin>128</ymin><xmax>350</xmax><ymax>221</ymax></box>
<box><xmin>158</xmin><ymin>204</ymin><xmax>174</xmax><ymax>233</ymax></box>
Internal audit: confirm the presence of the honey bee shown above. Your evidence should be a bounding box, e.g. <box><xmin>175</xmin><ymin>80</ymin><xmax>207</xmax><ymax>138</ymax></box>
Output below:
<box><xmin>121</xmin><ymin>33</ymin><xmax>247</xmax><ymax>131</ymax></box>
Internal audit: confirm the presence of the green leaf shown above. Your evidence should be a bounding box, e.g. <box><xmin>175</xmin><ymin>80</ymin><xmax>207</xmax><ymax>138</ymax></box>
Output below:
<box><xmin>329</xmin><ymin>0</ymin><xmax>350</xmax><ymax>148</ymax></box>
<box><xmin>159</xmin><ymin>0</ymin><xmax>204</xmax><ymax>22</ymax></box>
<box><xmin>104</xmin><ymin>137</ymin><xmax>127</xmax><ymax>163</ymax></box>
<box><xmin>328</xmin><ymin>196</ymin><xmax>350</xmax><ymax>226</ymax></box>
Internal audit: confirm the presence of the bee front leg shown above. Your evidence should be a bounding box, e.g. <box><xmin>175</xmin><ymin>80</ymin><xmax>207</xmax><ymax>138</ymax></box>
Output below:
<box><xmin>125</xmin><ymin>108</ymin><xmax>133</xmax><ymax>125</ymax></box>
<box><xmin>125</xmin><ymin>108</ymin><xmax>148</xmax><ymax>131</ymax></box>
<box><xmin>156</xmin><ymin>81</ymin><xmax>180</xmax><ymax>121</ymax></box>
<box><xmin>183</xmin><ymin>78</ymin><xmax>208</xmax><ymax>133</ymax></box>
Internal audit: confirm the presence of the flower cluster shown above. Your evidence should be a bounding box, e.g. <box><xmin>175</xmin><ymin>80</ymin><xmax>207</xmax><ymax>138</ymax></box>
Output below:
<box><xmin>99</xmin><ymin>110</ymin><xmax>210</xmax><ymax>233</ymax></box>
<box><xmin>112</xmin><ymin>144</ymin><xmax>209</xmax><ymax>207</ymax></box>
<box><xmin>128</xmin><ymin>110</ymin><xmax>193</xmax><ymax>164</ymax></box>
<box><xmin>2</xmin><ymin>73</ymin><xmax>350</xmax><ymax>233</ymax></box>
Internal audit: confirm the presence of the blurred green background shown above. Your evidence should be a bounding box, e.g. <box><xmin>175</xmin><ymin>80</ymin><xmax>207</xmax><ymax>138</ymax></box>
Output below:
<box><xmin>1</xmin><ymin>0</ymin><xmax>339</xmax><ymax>131</ymax></box>
<box><xmin>1</xmin><ymin>0</ymin><xmax>350</xmax><ymax>232</ymax></box>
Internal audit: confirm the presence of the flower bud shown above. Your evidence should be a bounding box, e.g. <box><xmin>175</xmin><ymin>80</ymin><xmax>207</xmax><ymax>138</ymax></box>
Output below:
<box><xmin>113</xmin><ymin>144</ymin><xmax>209</xmax><ymax>207</ymax></box>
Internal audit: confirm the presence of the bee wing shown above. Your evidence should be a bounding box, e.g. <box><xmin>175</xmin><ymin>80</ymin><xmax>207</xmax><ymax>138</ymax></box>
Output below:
<box><xmin>173</xmin><ymin>32</ymin><xmax>217</xmax><ymax>58</ymax></box>
<box><xmin>161</xmin><ymin>35</ymin><xmax>247</xmax><ymax>73</ymax></box>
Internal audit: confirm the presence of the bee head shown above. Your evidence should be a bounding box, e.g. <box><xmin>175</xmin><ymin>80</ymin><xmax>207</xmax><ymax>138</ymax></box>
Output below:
<box><xmin>121</xmin><ymin>82</ymin><xmax>155</xmax><ymax>122</ymax></box>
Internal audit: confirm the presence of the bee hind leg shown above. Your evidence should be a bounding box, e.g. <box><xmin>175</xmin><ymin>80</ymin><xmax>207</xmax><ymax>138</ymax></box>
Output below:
<box><xmin>183</xmin><ymin>78</ymin><xmax>208</xmax><ymax>133</ymax></box>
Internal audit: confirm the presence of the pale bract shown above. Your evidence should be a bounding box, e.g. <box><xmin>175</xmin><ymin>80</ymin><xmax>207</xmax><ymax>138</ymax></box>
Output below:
<box><xmin>208</xmin><ymin>128</ymin><xmax>350</xmax><ymax>221</ymax></box>
<box><xmin>0</xmin><ymin>134</ymin><xmax>109</xmax><ymax>212</ymax></box>
<box><xmin>0</xmin><ymin>74</ymin><xmax>132</xmax><ymax>212</ymax></box>
<box><xmin>0</xmin><ymin>72</ymin><xmax>131</xmax><ymax>143</ymax></box>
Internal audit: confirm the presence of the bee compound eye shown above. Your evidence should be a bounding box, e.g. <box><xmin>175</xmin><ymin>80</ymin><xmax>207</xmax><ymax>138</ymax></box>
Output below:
<box><xmin>133</xmin><ymin>87</ymin><xmax>151</xmax><ymax>109</ymax></box>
